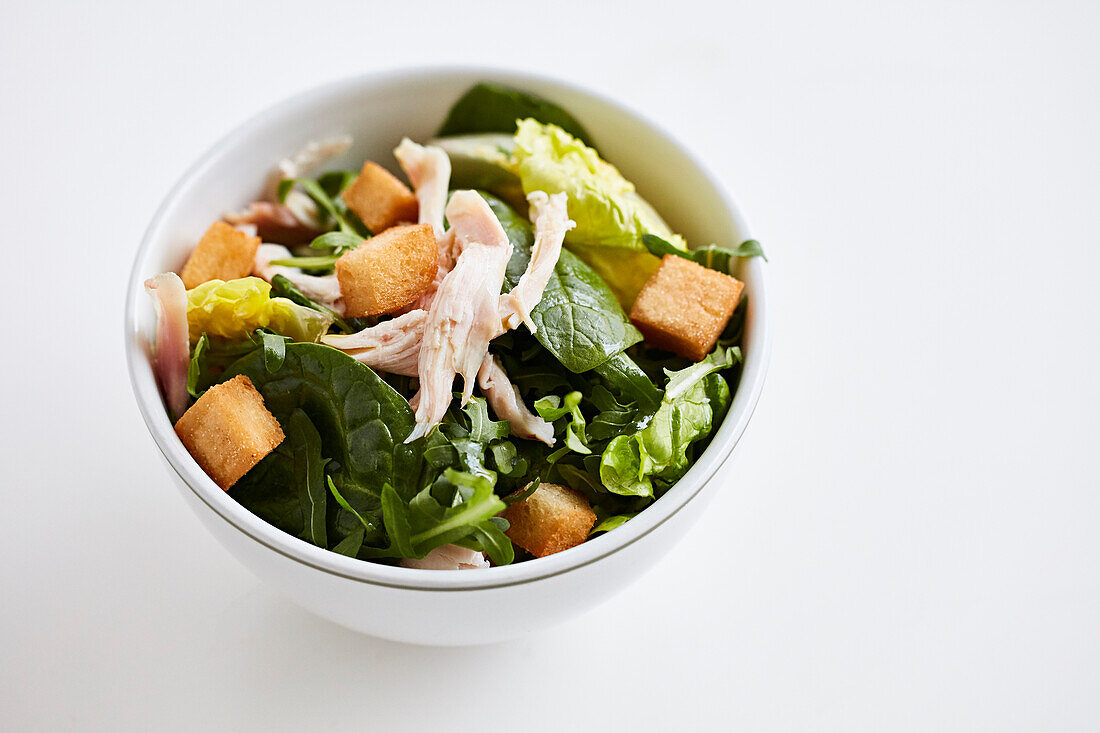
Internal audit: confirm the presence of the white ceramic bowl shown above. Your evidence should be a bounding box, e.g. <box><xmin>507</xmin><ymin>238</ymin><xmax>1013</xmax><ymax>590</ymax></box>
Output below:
<box><xmin>125</xmin><ymin>67</ymin><xmax>771</xmax><ymax>646</ymax></box>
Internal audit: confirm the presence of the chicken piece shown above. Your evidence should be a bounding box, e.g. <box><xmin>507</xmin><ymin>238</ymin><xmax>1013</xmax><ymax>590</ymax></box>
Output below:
<box><xmin>260</xmin><ymin>136</ymin><xmax>353</xmax><ymax>231</ymax></box>
<box><xmin>501</xmin><ymin>482</ymin><xmax>597</xmax><ymax>558</ymax></box>
<box><xmin>253</xmin><ymin>244</ymin><xmax>344</xmax><ymax>313</ymax></box>
<box><xmin>395</xmin><ymin>139</ymin><xmax>456</xmax><ymax>311</ymax></box>
<box><xmin>500</xmin><ymin>191</ymin><xmax>573</xmax><ymax>332</ymax></box>
<box><xmin>400</xmin><ymin>544</ymin><xmax>489</xmax><ymax>570</ymax></box>
<box><xmin>261</xmin><ymin>136</ymin><xmax>352</xmax><ymax>201</ymax></box>
<box><xmin>174</xmin><ymin>375</ymin><xmax>284</xmax><ymax>490</ymax></box>
<box><xmin>320</xmin><ymin>309</ymin><xmax>427</xmax><ymax>377</ymax></box>
<box><xmin>394</xmin><ymin>138</ymin><xmax>450</xmax><ymax>239</ymax></box>
<box><xmin>144</xmin><ymin>272</ymin><xmax>190</xmax><ymax>420</ymax></box>
<box><xmin>407</xmin><ymin>191</ymin><xmax>514</xmax><ymax>441</ymax></box>
<box><xmin>225</xmin><ymin>201</ymin><xmax>321</xmax><ymax>245</ymax></box>
<box><xmin>478</xmin><ymin>355</ymin><xmax>554</xmax><ymax>446</ymax></box>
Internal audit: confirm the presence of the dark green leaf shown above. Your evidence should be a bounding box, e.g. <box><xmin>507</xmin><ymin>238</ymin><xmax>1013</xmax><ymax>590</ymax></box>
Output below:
<box><xmin>642</xmin><ymin>233</ymin><xmax>768</xmax><ymax>273</ymax></box>
<box><xmin>470</xmin><ymin>521</ymin><xmax>514</xmax><ymax>566</ymax></box>
<box><xmin>308</xmin><ymin>231</ymin><xmax>364</xmax><ymax>255</ymax></box>
<box><xmin>285</xmin><ymin>410</ymin><xmax>326</xmax><ymax>547</ymax></box>
<box><xmin>260</xmin><ymin>331</ymin><xmax>287</xmax><ymax>373</ymax></box>
<box><xmin>593</xmin><ymin>351</ymin><xmax>662</xmax><ymax>413</ymax></box>
<box><xmin>491</xmin><ymin>192</ymin><xmax>643</xmax><ymax>373</ymax></box>
<box><xmin>331</xmin><ymin>528</ymin><xmax>365</xmax><ymax>557</ymax></box>
<box><xmin>438</xmin><ymin>82</ymin><xmax>595</xmax><ymax>148</ymax></box>
<box><xmin>380</xmin><ymin>483</ymin><xmax>416</xmax><ymax>557</ymax></box>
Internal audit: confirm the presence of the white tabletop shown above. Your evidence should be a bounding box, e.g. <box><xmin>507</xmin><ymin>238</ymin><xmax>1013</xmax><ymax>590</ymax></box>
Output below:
<box><xmin>3</xmin><ymin>1</ymin><xmax>1098</xmax><ymax>730</ymax></box>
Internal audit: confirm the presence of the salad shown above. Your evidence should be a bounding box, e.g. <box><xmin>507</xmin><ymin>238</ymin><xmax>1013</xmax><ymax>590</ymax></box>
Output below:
<box><xmin>145</xmin><ymin>82</ymin><xmax>764</xmax><ymax>570</ymax></box>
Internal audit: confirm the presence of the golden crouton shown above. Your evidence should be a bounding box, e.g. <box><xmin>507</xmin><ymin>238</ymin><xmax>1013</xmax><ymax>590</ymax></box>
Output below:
<box><xmin>180</xmin><ymin>221</ymin><xmax>260</xmax><ymax>289</ymax></box>
<box><xmin>340</xmin><ymin>161</ymin><xmax>419</xmax><ymax>234</ymax></box>
<box><xmin>335</xmin><ymin>223</ymin><xmax>437</xmax><ymax>316</ymax></box>
<box><xmin>174</xmin><ymin>375</ymin><xmax>284</xmax><ymax>490</ymax></box>
<box><xmin>629</xmin><ymin>255</ymin><xmax>744</xmax><ymax>361</ymax></box>
<box><xmin>501</xmin><ymin>483</ymin><xmax>597</xmax><ymax>558</ymax></box>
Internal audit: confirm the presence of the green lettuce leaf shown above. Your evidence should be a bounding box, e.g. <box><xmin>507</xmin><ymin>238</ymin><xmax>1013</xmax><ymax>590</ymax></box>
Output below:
<box><xmin>511</xmin><ymin>119</ymin><xmax>687</xmax><ymax>304</ymax></box>
<box><xmin>598</xmin><ymin>346</ymin><xmax>738</xmax><ymax>497</ymax></box>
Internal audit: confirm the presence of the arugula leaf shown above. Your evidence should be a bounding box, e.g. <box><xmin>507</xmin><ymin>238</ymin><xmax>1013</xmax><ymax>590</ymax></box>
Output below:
<box><xmin>593</xmin><ymin>351</ymin><xmax>662</xmax><ymax>413</ymax></box>
<box><xmin>268</xmin><ymin>273</ymin><xmax>360</xmax><ymax>334</ymax></box>
<box><xmin>664</xmin><ymin>345</ymin><xmax>741</xmax><ymax>401</ymax></box>
<box><xmin>379</xmin><ymin>483</ymin><xmax>416</xmax><ymax>557</ymax></box>
<box><xmin>363</xmin><ymin>469</ymin><xmax>512</xmax><ymax>563</ymax></box>
<box><xmin>267</xmin><ymin>254</ymin><xmax>342</xmax><ymax>269</ymax></box>
<box><xmin>438</xmin><ymin>82</ymin><xmax>595</xmax><ymax>148</ymax></box>
<box><xmin>591</xmin><ymin>513</ymin><xmax>635</xmax><ymax>534</ymax></box>
<box><xmin>316</xmin><ymin>170</ymin><xmax>358</xmax><ymax>198</ymax></box>
<box><xmin>186</xmin><ymin>330</ymin><xmax>274</xmax><ymax>398</ymax></box>
<box><xmin>462</xmin><ymin>397</ymin><xmax>510</xmax><ymax>443</ymax></box>
<box><xmin>326</xmin><ymin>476</ymin><xmax>376</xmax><ymax>533</ymax></box>
<box><xmin>186</xmin><ymin>333</ymin><xmax>211</xmax><ymax>398</ymax></box>
<box><xmin>534</xmin><ymin>391</ymin><xmax>591</xmax><ymax>454</ymax></box>
<box><xmin>331</xmin><ymin>528</ymin><xmax>365</xmax><ymax>557</ymax></box>
<box><xmin>278</xmin><ymin>176</ymin><xmax>371</xmax><ymax>238</ymax></box>
<box><xmin>308</xmin><ymin>231</ymin><xmax>364</xmax><ymax>255</ymax></box>
<box><xmin>642</xmin><ymin>233</ymin><xmax>768</xmax><ymax>272</ymax></box>
<box><xmin>597</xmin><ymin>346</ymin><xmax>737</xmax><ymax>498</ymax></box>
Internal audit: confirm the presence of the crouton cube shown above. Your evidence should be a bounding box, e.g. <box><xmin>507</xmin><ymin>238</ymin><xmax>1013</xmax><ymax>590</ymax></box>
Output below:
<box><xmin>335</xmin><ymin>223</ymin><xmax>437</xmax><ymax>316</ymax></box>
<box><xmin>340</xmin><ymin>161</ymin><xmax>419</xmax><ymax>234</ymax></box>
<box><xmin>174</xmin><ymin>375</ymin><xmax>284</xmax><ymax>490</ymax></box>
<box><xmin>629</xmin><ymin>255</ymin><xmax>744</xmax><ymax>361</ymax></box>
<box><xmin>180</xmin><ymin>221</ymin><xmax>260</xmax><ymax>289</ymax></box>
<box><xmin>501</xmin><ymin>483</ymin><xmax>597</xmax><ymax>558</ymax></box>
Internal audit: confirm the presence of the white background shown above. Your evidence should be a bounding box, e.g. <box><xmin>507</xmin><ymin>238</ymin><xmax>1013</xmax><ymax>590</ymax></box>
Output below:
<box><xmin>2</xmin><ymin>1</ymin><xmax>1097</xmax><ymax>730</ymax></box>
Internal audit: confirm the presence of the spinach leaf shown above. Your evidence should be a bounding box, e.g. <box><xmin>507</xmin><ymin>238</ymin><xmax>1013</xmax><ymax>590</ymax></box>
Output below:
<box><xmin>226</xmin><ymin>343</ymin><xmax>419</xmax><ymax>549</ymax></box>
<box><xmin>285</xmin><ymin>409</ymin><xmax>327</xmax><ymax>546</ymax></box>
<box><xmin>491</xmin><ymin>192</ymin><xmax>645</xmax><ymax>373</ymax></box>
<box><xmin>438</xmin><ymin>82</ymin><xmax>595</xmax><ymax>148</ymax></box>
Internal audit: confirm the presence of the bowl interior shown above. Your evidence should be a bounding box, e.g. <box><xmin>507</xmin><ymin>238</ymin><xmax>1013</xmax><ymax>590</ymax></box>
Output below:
<box><xmin>126</xmin><ymin>67</ymin><xmax>768</xmax><ymax>590</ymax></box>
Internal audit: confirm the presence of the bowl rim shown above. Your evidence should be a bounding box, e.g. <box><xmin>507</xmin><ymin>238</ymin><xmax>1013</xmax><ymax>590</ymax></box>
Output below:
<box><xmin>125</xmin><ymin>65</ymin><xmax>771</xmax><ymax>591</ymax></box>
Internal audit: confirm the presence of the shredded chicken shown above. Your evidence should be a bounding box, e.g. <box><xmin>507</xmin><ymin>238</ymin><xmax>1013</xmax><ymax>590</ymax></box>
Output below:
<box><xmin>225</xmin><ymin>201</ymin><xmax>320</xmax><ymax>245</ymax></box>
<box><xmin>262</xmin><ymin>136</ymin><xmax>352</xmax><ymax>201</ymax></box>
<box><xmin>478</xmin><ymin>355</ymin><xmax>554</xmax><ymax>445</ymax></box>
<box><xmin>394</xmin><ymin>138</ymin><xmax>450</xmax><ymax>238</ymax></box>
<box><xmin>394</xmin><ymin>139</ymin><xmax>457</xmax><ymax>311</ymax></box>
<box><xmin>252</xmin><ymin>244</ymin><xmax>344</xmax><ymax>314</ymax></box>
<box><xmin>407</xmin><ymin>191</ymin><xmax>514</xmax><ymax>441</ymax></box>
<box><xmin>400</xmin><ymin>544</ymin><xmax>489</xmax><ymax>570</ymax></box>
<box><xmin>144</xmin><ymin>272</ymin><xmax>190</xmax><ymax>420</ymax></box>
<box><xmin>320</xmin><ymin>310</ymin><xmax>427</xmax><ymax>377</ymax></box>
<box><xmin>257</xmin><ymin>136</ymin><xmax>353</xmax><ymax>230</ymax></box>
<box><xmin>500</xmin><ymin>191</ymin><xmax>574</xmax><ymax>332</ymax></box>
